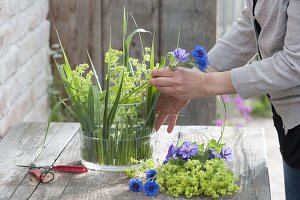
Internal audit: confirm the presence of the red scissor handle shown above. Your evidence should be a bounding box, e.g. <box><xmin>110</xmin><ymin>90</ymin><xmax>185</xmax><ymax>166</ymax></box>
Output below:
<box><xmin>30</xmin><ymin>169</ymin><xmax>45</xmax><ymax>182</ymax></box>
<box><xmin>52</xmin><ymin>165</ymin><xmax>88</xmax><ymax>173</ymax></box>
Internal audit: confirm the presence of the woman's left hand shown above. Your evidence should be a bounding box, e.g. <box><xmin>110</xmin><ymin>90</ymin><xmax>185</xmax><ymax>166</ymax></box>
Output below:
<box><xmin>149</xmin><ymin>67</ymin><xmax>206</xmax><ymax>99</ymax></box>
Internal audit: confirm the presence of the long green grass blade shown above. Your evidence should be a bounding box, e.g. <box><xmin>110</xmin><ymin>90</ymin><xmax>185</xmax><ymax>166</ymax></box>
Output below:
<box><xmin>87</xmin><ymin>86</ymin><xmax>95</xmax><ymax>129</ymax></box>
<box><xmin>120</xmin><ymin>82</ymin><xmax>148</xmax><ymax>103</ymax></box>
<box><xmin>108</xmin><ymin>73</ymin><xmax>124</xmax><ymax>128</ymax></box>
<box><xmin>129</xmin><ymin>12</ymin><xmax>145</xmax><ymax>58</ymax></box>
<box><xmin>103</xmin><ymin>27</ymin><xmax>112</xmax><ymax>139</ymax></box>
<box><xmin>87</xmin><ymin>49</ymin><xmax>102</xmax><ymax>92</ymax></box>
<box><xmin>146</xmin><ymin>29</ymin><xmax>157</xmax><ymax>127</ymax></box>
<box><xmin>124</xmin><ymin>28</ymin><xmax>151</xmax><ymax>69</ymax></box>
<box><xmin>44</xmin><ymin>98</ymin><xmax>69</xmax><ymax>147</ymax></box>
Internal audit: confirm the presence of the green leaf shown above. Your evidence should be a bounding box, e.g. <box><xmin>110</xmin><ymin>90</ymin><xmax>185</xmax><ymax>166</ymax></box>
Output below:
<box><xmin>103</xmin><ymin>27</ymin><xmax>112</xmax><ymax>139</ymax></box>
<box><xmin>108</xmin><ymin>73</ymin><xmax>125</xmax><ymax>128</ymax></box>
<box><xmin>87</xmin><ymin>87</ymin><xmax>95</xmax><ymax>129</ymax></box>
<box><xmin>87</xmin><ymin>49</ymin><xmax>102</xmax><ymax>92</ymax></box>
<box><xmin>44</xmin><ymin>98</ymin><xmax>69</xmax><ymax>147</ymax></box>
<box><xmin>124</xmin><ymin>28</ymin><xmax>151</xmax><ymax>69</ymax></box>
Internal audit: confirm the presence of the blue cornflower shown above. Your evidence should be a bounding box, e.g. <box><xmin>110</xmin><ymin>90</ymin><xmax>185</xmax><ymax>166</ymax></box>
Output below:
<box><xmin>163</xmin><ymin>143</ymin><xmax>178</xmax><ymax>164</ymax></box>
<box><xmin>143</xmin><ymin>180</ymin><xmax>160</xmax><ymax>196</ymax></box>
<box><xmin>192</xmin><ymin>45</ymin><xmax>209</xmax><ymax>72</ymax></box>
<box><xmin>128</xmin><ymin>178</ymin><xmax>143</xmax><ymax>192</ymax></box>
<box><xmin>177</xmin><ymin>141</ymin><xmax>198</xmax><ymax>159</ymax></box>
<box><xmin>146</xmin><ymin>169</ymin><xmax>157</xmax><ymax>179</ymax></box>
<box><xmin>171</xmin><ymin>48</ymin><xmax>190</xmax><ymax>63</ymax></box>
<box><xmin>220</xmin><ymin>146</ymin><xmax>234</xmax><ymax>161</ymax></box>
<box><xmin>208</xmin><ymin>149</ymin><xmax>221</xmax><ymax>160</ymax></box>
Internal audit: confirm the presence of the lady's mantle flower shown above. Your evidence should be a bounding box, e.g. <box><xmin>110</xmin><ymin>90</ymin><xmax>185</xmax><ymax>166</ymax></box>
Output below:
<box><xmin>192</xmin><ymin>45</ymin><xmax>209</xmax><ymax>72</ymax></box>
<box><xmin>163</xmin><ymin>144</ymin><xmax>178</xmax><ymax>163</ymax></box>
<box><xmin>143</xmin><ymin>180</ymin><xmax>160</xmax><ymax>196</ymax></box>
<box><xmin>220</xmin><ymin>146</ymin><xmax>234</xmax><ymax>161</ymax></box>
<box><xmin>177</xmin><ymin>141</ymin><xmax>198</xmax><ymax>159</ymax></box>
<box><xmin>146</xmin><ymin>169</ymin><xmax>157</xmax><ymax>179</ymax></box>
<box><xmin>128</xmin><ymin>178</ymin><xmax>143</xmax><ymax>192</ymax></box>
<box><xmin>208</xmin><ymin>149</ymin><xmax>221</xmax><ymax>159</ymax></box>
<box><xmin>171</xmin><ymin>48</ymin><xmax>190</xmax><ymax>63</ymax></box>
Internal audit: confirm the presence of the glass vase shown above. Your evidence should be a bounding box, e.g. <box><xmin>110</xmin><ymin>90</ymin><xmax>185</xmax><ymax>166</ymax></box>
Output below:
<box><xmin>80</xmin><ymin>125</ymin><xmax>154</xmax><ymax>171</ymax></box>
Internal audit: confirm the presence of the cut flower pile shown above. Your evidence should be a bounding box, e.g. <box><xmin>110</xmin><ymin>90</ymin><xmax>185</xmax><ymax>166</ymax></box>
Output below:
<box><xmin>126</xmin><ymin>138</ymin><xmax>240</xmax><ymax>199</ymax></box>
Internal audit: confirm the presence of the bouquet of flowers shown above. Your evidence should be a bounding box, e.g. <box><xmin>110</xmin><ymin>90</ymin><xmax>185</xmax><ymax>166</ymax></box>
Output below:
<box><xmin>47</xmin><ymin>8</ymin><xmax>161</xmax><ymax>169</ymax></box>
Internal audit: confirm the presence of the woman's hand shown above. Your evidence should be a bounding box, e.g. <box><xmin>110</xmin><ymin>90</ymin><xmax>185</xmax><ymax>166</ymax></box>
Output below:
<box><xmin>150</xmin><ymin>67</ymin><xmax>236</xmax><ymax>99</ymax></box>
<box><xmin>150</xmin><ymin>67</ymin><xmax>206</xmax><ymax>99</ymax></box>
<box><xmin>154</xmin><ymin>93</ymin><xmax>189</xmax><ymax>133</ymax></box>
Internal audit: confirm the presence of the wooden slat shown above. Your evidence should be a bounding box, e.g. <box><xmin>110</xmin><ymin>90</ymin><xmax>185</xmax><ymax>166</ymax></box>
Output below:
<box><xmin>28</xmin><ymin>133</ymin><xmax>81</xmax><ymax>200</ymax></box>
<box><xmin>160</xmin><ymin>0</ymin><xmax>217</xmax><ymax>125</ymax></box>
<box><xmin>0</xmin><ymin>123</ymin><xmax>63</xmax><ymax>199</ymax></box>
<box><xmin>8</xmin><ymin>123</ymin><xmax>80</xmax><ymax>200</ymax></box>
<box><xmin>49</xmin><ymin>0</ymin><xmax>102</xmax><ymax>83</ymax></box>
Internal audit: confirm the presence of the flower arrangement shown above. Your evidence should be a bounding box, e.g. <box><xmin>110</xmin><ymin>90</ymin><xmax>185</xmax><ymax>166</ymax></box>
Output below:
<box><xmin>47</xmin><ymin>8</ymin><xmax>161</xmax><ymax>169</ymax></box>
<box><xmin>126</xmin><ymin>137</ymin><xmax>239</xmax><ymax>199</ymax></box>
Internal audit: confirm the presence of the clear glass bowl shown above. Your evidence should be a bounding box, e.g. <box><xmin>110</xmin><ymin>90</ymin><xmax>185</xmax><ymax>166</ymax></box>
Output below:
<box><xmin>80</xmin><ymin>126</ymin><xmax>154</xmax><ymax>171</ymax></box>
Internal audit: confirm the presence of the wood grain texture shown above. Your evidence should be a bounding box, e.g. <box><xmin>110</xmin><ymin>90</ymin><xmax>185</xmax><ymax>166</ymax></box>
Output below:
<box><xmin>0</xmin><ymin>123</ymin><xmax>270</xmax><ymax>199</ymax></box>
<box><xmin>160</xmin><ymin>0</ymin><xmax>217</xmax><ymax>125</ymax></box>
<box><xmin>9</xmin><ymin>123</ymin><xmax>80</xmax><ymax>200</ymax></box>
<box><xmin>0</xmin><ymin>123</ymin><xmax>63</xmax><ymax>199</ymax></box>
<box><xmin>48</xmin><ymin>0</ymin><xmax>102</xmax><ymax>83</ymax></box>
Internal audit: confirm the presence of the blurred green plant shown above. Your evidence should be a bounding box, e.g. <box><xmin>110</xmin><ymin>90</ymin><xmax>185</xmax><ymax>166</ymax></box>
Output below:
<box><xmin>249</xmin><ymin>95</ymin><xmax>272</xmax><ymax>118</ymax></box>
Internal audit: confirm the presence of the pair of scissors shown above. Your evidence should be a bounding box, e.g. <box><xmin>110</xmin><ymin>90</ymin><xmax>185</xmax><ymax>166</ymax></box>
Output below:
<box><xmin>16</xmin><ymin>163</ymin><xmax>88</xmax><ymax>183</ymax></box>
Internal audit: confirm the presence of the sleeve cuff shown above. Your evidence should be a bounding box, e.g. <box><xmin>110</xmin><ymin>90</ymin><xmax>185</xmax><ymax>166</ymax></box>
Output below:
<box><xmin>230</xmin><ymin>67</ymin><xmax>260</xmax><ymax>99</ymax></box>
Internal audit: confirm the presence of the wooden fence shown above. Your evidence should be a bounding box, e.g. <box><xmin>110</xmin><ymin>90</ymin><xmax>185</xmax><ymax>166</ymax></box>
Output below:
<box><xmin>48</xmin><ymin>0</ymin><xmax>217</xmax><ymax>125</ymax></box>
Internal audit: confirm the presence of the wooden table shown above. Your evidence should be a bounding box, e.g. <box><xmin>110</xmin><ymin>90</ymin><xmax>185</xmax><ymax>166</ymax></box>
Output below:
<box><xmin>0</xmin><ymin>123</ymin><xmax>271</xmax><ymax>200</ymax></box>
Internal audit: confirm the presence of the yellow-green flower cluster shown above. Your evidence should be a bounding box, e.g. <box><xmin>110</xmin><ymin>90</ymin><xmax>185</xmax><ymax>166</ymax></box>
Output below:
<box><xmin>68</xmin><ymin>63</ymin><xmax>94</xmax><ymax>103</ymax></box>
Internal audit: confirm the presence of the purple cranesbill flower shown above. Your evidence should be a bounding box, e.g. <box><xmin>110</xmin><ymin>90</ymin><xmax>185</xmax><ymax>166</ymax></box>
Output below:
<box><xmin>177</xmin><ymin>141</ymin><xmax>198</xmax><ymax>159</ymax></box>
<box><xmin>208</xmin><ymin>149</ymin><xmax>221</xmax><ymax>159</ymax></box>
<box><xmin>171</xmin><ymin>48</ymin><xmax>190</xmax><ymax>63</ymax></box>
<box><xmin>143</xmin><ymin>180</ymin><xmax>160</xmax><ymax>196</ymax></box>
<box><xmin>146</xmin><ymin>169</ymin><xmax>157</xmax><ymax>179</ymax></box>
<box><xmin>220</xmin><ymin>146</ymin><xmax>234</xmax><ymax>161</ymax></box>
<box><xmin>192</xmin><ymin>45</ymin><xmax>209</xmax><ymax>72</ymax></box>
<box><xmin>128</xmin><ymin>178</ymin><xmax>143</xmax><ymax>192</ymax></box>
<box><xmin>215</xmin><ymin>119</ymin><xmax>224</xmax><ymax>127</ymax></box>
<box><xmin>222</xmin><ymin>95</ymin><xmax>231</xmax><ymax>103</ymax></box>
<box><xmin>163</xmin><ymin>143</ymin><xmax>178</xmax><ymax>163</ymax></box>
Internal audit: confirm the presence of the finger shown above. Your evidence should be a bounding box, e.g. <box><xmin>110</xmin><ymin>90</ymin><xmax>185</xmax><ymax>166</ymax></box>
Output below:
<box><xmin>154</xmin><ymin>114</ymin><xmax>168</xmax><ymax>132</ymax></box>
<box><xmin>149</xmin><ymin>77</ymin><xmax>174</xmax><ymax>87</ymax></box>
<box><xmin>151</xmin><ymin>69</ymin><xmax>174</xmax><ymax>77</ymax></box>
<box><xmin>167</xmin><ymin>114</ymin><xmax>178</xmax><ymax>133</ymax></box>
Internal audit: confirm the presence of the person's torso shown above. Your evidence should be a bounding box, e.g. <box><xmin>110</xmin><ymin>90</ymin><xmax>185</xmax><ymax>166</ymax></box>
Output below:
<box><xmin>247</xmin><ymin>0</ymin><xmax>300</xmax><ymax>130</ymax></box>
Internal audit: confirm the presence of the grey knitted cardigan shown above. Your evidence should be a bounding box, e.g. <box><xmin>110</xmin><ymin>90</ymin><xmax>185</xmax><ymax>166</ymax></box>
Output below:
<box><xmin>208</xmin><ymin>0</ymin><xmax>300</xmax><ymax>132</ymax></box>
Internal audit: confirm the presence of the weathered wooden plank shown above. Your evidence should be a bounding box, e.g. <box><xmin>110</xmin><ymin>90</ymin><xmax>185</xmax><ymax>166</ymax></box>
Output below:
<box><xmin>29</xmin><ymin>133</ymin><xmax>82</xmax><ymax>200</ymax></box>
<box><xmin>0</xmin><ymin>123</ymin><xmax>63</xmax><ymax>200</ymax></box>
<box><xmin>160</xmin><ymin>0</ymin><xmax>217</xmax><ymax>125</ymax></box>
<box><xmin>49</xmin><ymin>0</ymin><xmax>102</xmax><ymax>83</ymax></box>
<box><xmin>57</xmin><ymin>126</ymin><xmax>270</xmax><ymax>200</ymax></box>
<box><xmin>9</xmin><ymin>123</ymin><xmax>80</xmax><ymax>200</ymax></box>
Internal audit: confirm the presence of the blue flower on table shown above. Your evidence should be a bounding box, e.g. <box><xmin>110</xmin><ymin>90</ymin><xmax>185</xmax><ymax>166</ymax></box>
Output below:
<box><xmin>171</xmin><ymin>48</ymin><xmax>190</xmax><ymax>63</ymax></box>
<box><xmin>220</xmin><ymin>146</ymin><xmax>234</xmax><ymax>161</ymax></box>
<box><xmin>177</xmin><ymin>141</ymin><xmax>198</xmax><ymax>159</ymax></box>
<box><xmin>208</xmin><ymin>149</ymin><xmax>221</xmax><ymax>159</ymax></box>
<box><xmin>143</xmin><ymin>180</ymin><xmax>160</xmax><ymax>196</ymax></box>
<box><xmin>146</xmin><ymin>169</ymin><xmax>157</xmax><ymax>180</ymax></box>
<box><xmin>163</xmin><ymin>143</ymin><xmax>178</xmax><ymax>163</ymax></box>
<box><xmin>192</xmin><ymin>45</ymin><xmax>209</xmax><ymax>72</ymax></box>
<box><xmin>128</xmin><ymin>178</ymin><xmax>143</xmax><ymax>192</ymax></box>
